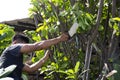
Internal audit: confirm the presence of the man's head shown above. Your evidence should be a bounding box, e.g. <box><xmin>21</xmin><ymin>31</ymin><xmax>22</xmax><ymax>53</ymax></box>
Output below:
<box><xmin>12</xmin><ymin>33</ymin><xmax>29</xmax><ymax>44</ymax></box>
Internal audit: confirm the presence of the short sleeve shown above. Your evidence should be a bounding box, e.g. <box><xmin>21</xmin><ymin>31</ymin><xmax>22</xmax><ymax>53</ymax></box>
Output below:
<box><xmin>8</xmin><ymin>45</ymin><xmax>22</xmax><ymax>56</ymax></box>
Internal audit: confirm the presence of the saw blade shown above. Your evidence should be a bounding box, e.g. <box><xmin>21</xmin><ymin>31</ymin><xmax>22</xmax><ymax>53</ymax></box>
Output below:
<box><xmin>68</xmin><ymin>22</ymin><xmax>79</xmax><ymax>37</ymax></box>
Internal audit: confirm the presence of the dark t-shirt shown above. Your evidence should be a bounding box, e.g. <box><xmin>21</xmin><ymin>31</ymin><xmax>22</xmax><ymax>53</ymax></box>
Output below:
<box><xmin>0</xmin><ymin>44</ymin><xmax>24</xmax><ymax>80</ymax></box>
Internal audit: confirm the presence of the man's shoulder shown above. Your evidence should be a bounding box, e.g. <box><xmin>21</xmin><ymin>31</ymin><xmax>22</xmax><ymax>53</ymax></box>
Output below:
<box><xmin>6</xmin><ymin>44</ymin><xmax>23</xmax><ymax>56</ymax></box>
<box><xmin>9</xmin><ymin>44</ymin><xmax>22</xmax><ymax>50</ymax></box>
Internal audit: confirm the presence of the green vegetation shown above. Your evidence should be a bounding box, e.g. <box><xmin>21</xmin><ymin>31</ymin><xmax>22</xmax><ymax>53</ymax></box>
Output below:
<box><xmin>1</xmin><ymin>0</ymin><xmax>120</xmax><ymax>80</ymax></box>
<box><xmin>0</xmin><ymin>24</ymin><xmax>15</xmax><ymax>54</ymax></box>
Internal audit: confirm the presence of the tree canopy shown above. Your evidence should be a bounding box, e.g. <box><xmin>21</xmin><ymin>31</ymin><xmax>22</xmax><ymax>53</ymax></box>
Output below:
<box><xmin>0</xmin><ymin>0</ymin><xmax>120</xmax><ymax>80</ymax></box>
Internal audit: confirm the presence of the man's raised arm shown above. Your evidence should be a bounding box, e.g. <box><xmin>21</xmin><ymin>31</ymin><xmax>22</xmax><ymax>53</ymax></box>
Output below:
<box><xmin>20</xmin><ymin>33</ymin><xmax>68</xmax><ymax>53</ymax></box>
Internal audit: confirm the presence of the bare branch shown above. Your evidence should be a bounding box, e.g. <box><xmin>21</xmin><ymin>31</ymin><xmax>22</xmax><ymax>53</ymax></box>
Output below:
<box><xmin>89</xmin><ymin>0</ymin><xmax>104</xmax><ymax>44</ymax></box>
<box><xmin>83</xmin><ymin>41</ymin><xmax>93</xmax><ymax>80</ymax></box>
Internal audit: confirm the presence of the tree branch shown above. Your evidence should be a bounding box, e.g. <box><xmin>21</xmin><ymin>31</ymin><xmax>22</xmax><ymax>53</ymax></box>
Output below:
<box><xmin>83</xmin><ymin>0</ymin><xmax>104</xmax><ymax>80</ymax></box>
<box><xmin>89</xmin><ymin>0</ymin><xmax>104</xmax><ymax>44</ymax></box>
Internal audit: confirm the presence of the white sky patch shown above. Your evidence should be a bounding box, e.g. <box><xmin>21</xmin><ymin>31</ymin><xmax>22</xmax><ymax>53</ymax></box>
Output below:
<box><xmin>0</xmin><ymin>0</ymin><xmax>31</xmax><ymax>22</ymax></box>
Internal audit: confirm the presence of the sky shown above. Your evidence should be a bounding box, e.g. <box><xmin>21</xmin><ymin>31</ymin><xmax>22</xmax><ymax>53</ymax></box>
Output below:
<box><xmin>0</xmin><ymin>0</ymin><xmax>31</xmax><ymax>22</ymax></box>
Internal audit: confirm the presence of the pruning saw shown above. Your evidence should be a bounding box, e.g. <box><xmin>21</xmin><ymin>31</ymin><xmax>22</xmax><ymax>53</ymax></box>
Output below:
<box><xmin>68</xmin><ymin>22</ymin><xmax>79</xmax><ymax>37</ymax></box>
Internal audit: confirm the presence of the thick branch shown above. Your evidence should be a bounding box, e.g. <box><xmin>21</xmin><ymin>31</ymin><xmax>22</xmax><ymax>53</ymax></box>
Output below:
<box><xmin>89</xmin><ymin>0</ymin><xmax>104</xmax><ymax>44</ymax></box>
<box><xmin>112</xmin><ymin>0</ymin><xmax>116</xmax><ymax>17</ymax></box>
<box><xmin>83</xmin><ymin>41</ymin><xmax>93</xmax><ymax>80</ymax></box>
<box><xmin>108</xmin><ymin>0</ymin><xmax>117</xmax><ymax>58</ymax></box>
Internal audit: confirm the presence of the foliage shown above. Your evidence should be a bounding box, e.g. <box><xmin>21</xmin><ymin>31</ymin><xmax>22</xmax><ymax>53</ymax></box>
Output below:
<box><xmin>28</xmin><ymin>0</ymin><xmax>120</xmax><ymax>79</ymax></box>
<box><xmin>0</xmin><ymin>0</ymin><xmax>120</xmax><ymax>80</ymax></box>
<box><xmin>109</xmin><ymin>17</ymin><xmax>120</xmax><ymax>36</ymax></box>
<box><xmin>28</xmin><ymin>0</ymin><xmax>93</xmax><ymax>79</ymax></box>
<box><xmin>0</xmin><ymin>24</ymin><xmax>15</xmax><ymax>54</ymax></box>
<box><xmin>40</xmin><ymin>61</ymin><xmax>80</xmax><ymax>80</ymax></box>
<box><xmin>29</xmin><ymin>0</ymin><xmax>94</xmax><ymax>34</ymax></box>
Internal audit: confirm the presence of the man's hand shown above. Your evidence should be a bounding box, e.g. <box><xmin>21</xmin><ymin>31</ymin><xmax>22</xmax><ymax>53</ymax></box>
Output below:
<box><xmin>59</xmin><ymin>33</ymin><xmax>69</xmax><ymax>42</ymax></box>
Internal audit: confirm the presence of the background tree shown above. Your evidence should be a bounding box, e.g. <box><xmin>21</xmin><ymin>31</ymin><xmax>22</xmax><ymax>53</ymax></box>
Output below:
<box><xmin>1</xmin><ymin>0</ymin><xmax>120</xmax><ymax>80</ymax></box>
<box><xmin>0</xmin><ymin>24</ymin><xmax>15</xmax><ymax>54</ymax></box>
<box><xmin>27</xmin><ymin>0</ymin><xmax>120</xmax><ymax>80</ymax></box>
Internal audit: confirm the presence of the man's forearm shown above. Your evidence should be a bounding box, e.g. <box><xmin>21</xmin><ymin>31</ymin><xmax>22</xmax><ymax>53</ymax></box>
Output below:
<box><xmin>23</xmin><ymin>51</ymin><xmax>50</xmax><ymax>73</ymax></box>
<box><xmin>29</xmin><ymin>56</ymin><xmax>49</xmax><ymax>72</ymax></box>
<box><xmin>35</xmin><ymin>37</ymin><xmax>62</xmax><ymax>50</ymax></box>
<box><xmin>20</xmin><ymin>33</ymin><xmax>68</xmax><ymax>53</ymax></box>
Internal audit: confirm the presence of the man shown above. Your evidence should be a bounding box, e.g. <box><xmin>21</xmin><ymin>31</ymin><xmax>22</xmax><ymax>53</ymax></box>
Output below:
<box><xmin>0</xmin><ymin>33</ymin><xmax>69</xmax><ymax>80</ymax></box>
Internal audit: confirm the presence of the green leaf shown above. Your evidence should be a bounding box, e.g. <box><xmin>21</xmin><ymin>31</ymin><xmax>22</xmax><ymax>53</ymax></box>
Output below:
<box><xmin>66</xmin><ymin>75</ymin><xmax>75</xmax><ymax>79</ymax></box>
<box><xmin>22</xmin><ymin>73</ymin><xmax>28</xmax><ymax>80</ymax></box>
<box><xmin>36</xmin><ymin>26</ymin><xmax>44</xmax><ymax>32</ymax></box>
<box><xmin>51</xmin><ymin>62</ymin><xmax>59</xmax><ymax>69</ymax></box>
<box><xmin>113</xmin><ymin>23</ymin><xmax>119</xmax><ymax>31</ymax></box>
<box><xmin>59</xmin><ymin>10</ymin><xmax>68</xmax><ymax>16</ymax></box>
<box><xmin>113</xmin><ymin>17</ymin><xmax>120</xmax><ymax>22</ymax></box>
<box><xmin>67</xmin><ymin>69</ymin><xmax>74</xmax><ymax>74</ymax></box>
<box><xmin>98</xmin><ymin>25</ymin><xmax>104</xmax><ymax>31</ymax></box>
<box><xmin>40</xmin><ymin>67</ymin><xmax>47</xmax><ymax>74</ymax></box>
<box><xmin>74</xmin><ymin>61</ymin><xmax>80</xmax><ymax>73</ymax></box>
<box><xmin>47</xmin><ymin>71</ymin><xmax>54</xmax><ymax>76</ymax></box>
<box><xmin>0</xmin><ymin>33</ymin><xmax>7</xmax><ymax>41</ymax></box>
<box><xmin>86</xmin><ymin>13</ymin><xmax>93</xmax><ymax>21</ymax></box>
<box><xmin>0</xmin><ymin>65</ymin><xmax>17</xmax><ymax>78</ymax></box>
<box><xmin>57</xmin><ymin>70</ymin><xmax>68</xmax><ymax>75</ymax></box>
<box><xmin>63</xmin><ymin>56</ymin><xmax>68</xmax><ymax>61</ymax></box>
<box><xmin>49</xmin><ymin>26</ymin><xmax>56</xmax><ymax>33</ymax></box>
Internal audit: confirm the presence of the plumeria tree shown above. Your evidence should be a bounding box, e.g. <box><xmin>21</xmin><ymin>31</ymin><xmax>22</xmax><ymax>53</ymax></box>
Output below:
<box><xmin>27</xmin><ymin>0</ymin><xmax>120</xmax><ymax>80</ymax></box>
<box><xmin>1</xmin><ymin>0</ymin><xmax>120</xmax><ymax>80</ymax></box>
